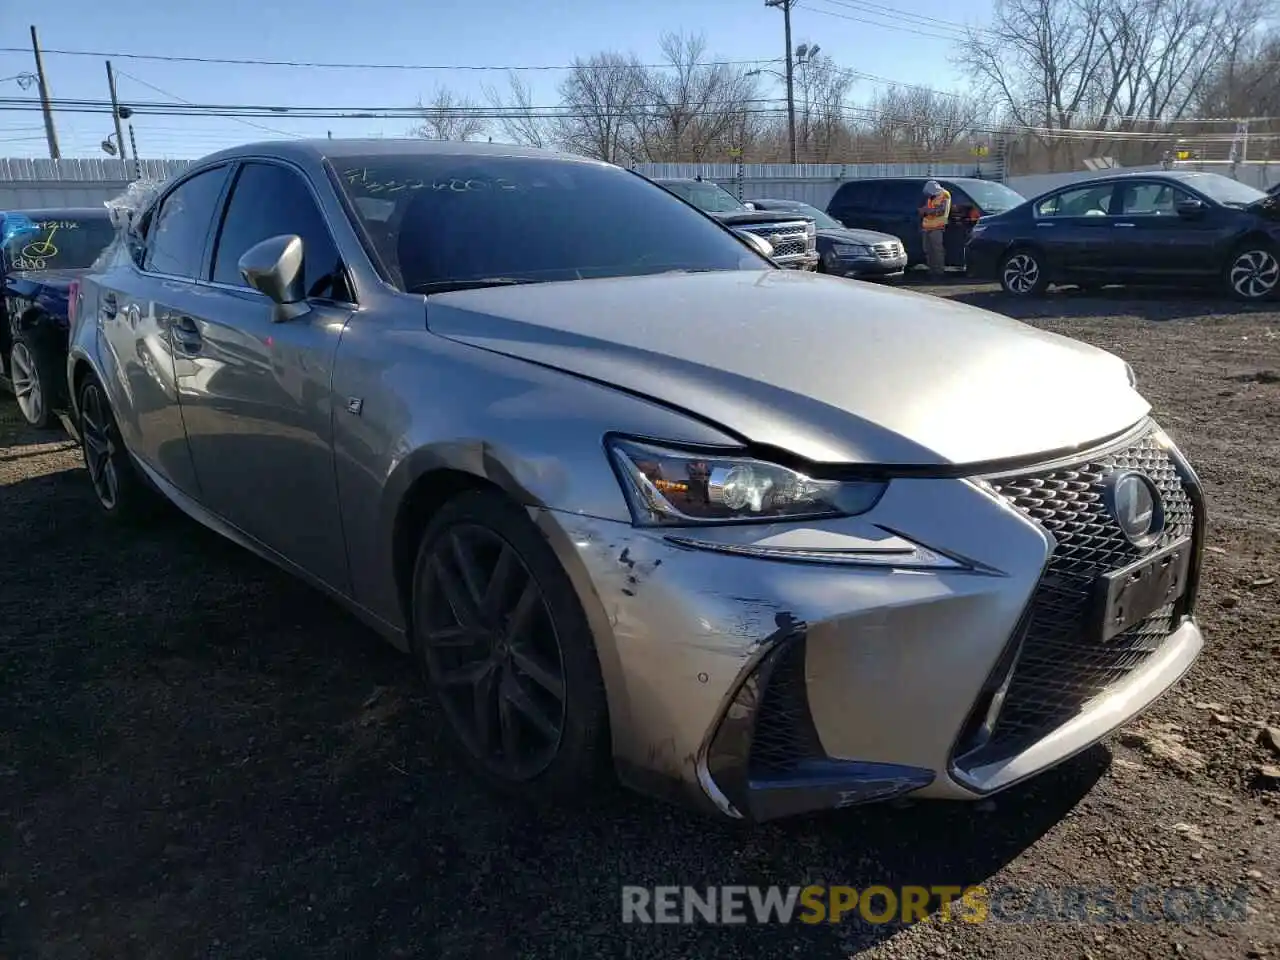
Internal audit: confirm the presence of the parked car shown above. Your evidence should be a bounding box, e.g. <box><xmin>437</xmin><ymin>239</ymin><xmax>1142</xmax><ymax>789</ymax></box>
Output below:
<box><xmin>826</xmin><ymin>177</ymin><xmax>1027</xmax><ymax>269</ymax></box>
<box><xmin>966</xmin><ymin>171</ymin><xmax>1280</xmax><ymax>300</ymax></box>
<box><xmin>748</xmin><ymin>198</ymin><xmax>907</xmax><ymax>279</ymax></box>
<box><xmin>68</xmin><ymin>139</ymin><xmax>1206</xmax><ymax>822</ymax></box>
<box><xmin>650</xmin><ymin>177</ymin><xmax>819</xmax><ymax>270</ymax></box>
<box><xmin>0</xmin><ymin>208</ymin><xmax>115</xmax><ymax>427</ymax></box>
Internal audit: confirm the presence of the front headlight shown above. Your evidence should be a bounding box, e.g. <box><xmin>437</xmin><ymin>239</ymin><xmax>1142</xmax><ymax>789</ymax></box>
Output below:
<box><xmin>608</xmin><ymin>438</ymin><xmax>886</xmax><ymax>526</ymax></box>
<box><xmin>805</xmin><ymin>220</ymin><xmax>817</xmax><ymax>237</ymax></box>
<box><xmin>832</xmin><ymin>242</ymin><xmax>870</xmax><ymax>257</ymax></box>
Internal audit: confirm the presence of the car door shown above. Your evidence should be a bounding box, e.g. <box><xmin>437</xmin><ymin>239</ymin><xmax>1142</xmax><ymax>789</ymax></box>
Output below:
<box><xmin>942</xmin><ymin>184</ymin><xmax>977</xmax><ymax>268</ymax></box>
<box><xmin>1028</xmin><ymin>182</ymin><xmax>1119</xmax><ymax>279</ymax></box>
<box><xmin>871</xmin><ymin>181</ymin><xmax>922</xmax><ymax>253</ymax></box>
<box><xmin>1110</xmin><ymin>180</ymin><xmax>1226</xmax><ymax>279</ymax></box>
<box><xmin>98</xmin><ymin>164</ymin><xmax>233</xmax><ymax>499</ymax></box>
<box><xmin>176</xmin><ymin>159</ymin><xmax>356</xmax><ymax>593</ymax></box>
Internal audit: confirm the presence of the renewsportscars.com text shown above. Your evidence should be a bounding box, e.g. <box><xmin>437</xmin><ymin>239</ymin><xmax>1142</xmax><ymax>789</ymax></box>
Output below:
<box><xmin>621</xmin><ymin>884</ymin><xmax>1249</xmax><ymax>925</ymax></box>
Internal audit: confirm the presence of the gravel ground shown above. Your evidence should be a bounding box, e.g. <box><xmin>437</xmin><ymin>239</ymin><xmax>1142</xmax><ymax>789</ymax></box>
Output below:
<box><xmin>1</xmin><ymin>281</ymin><xmax>1279</xmax><ymax>959</ymax></box>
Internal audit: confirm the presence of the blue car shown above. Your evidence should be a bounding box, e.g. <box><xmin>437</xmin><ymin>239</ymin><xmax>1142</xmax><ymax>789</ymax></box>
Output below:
<box><xmin>1</xmin><ymin>208</ymin><xmax>116</xmax><ymax>428</ymax></box>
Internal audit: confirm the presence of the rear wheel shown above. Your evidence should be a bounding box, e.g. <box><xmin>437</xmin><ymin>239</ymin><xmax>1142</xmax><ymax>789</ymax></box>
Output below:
<box><xmin>1225</xmin><ymin>244</ymin><xmax>1279</xmax><ymax>302</ymax></box>
<box><xmin>77</xmin><ymin>372</ymin><xmax>157</xmax><ymax>522</ymax></box>
<box><xmin>10</xmin><ymin>333</ymin><xmax>60</xmax><ymax>429</ymax></box>
<box><xmin>1000</xmin><ymin>248</ymin><xmax>1049</xmax><ymax>297</ymax></box>
<box><xmin>410</xmin><ymin>489</ymin><xmax>609</xmax><ymax>803</ymax></box>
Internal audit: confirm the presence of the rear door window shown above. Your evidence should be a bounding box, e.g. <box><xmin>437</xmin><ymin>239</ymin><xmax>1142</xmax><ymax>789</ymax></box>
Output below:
<box><xmin>831</xmin><ymin>180</ymin><xmax>878</xmax><ymax>213</ymax></box>
<box><xmin>143</xmin><ymin>165</ymin><xmax>231</xmax><ymax>279</ymax></box>
<box><xmin>1036</xmin><ymin>183</ymin><xmax>1116</xmax><ymax>218</ymax></box>
<box><xmin>873</xmin><ymin>181</ymin><xmax>923</xmax><ymax>212</ymax></box>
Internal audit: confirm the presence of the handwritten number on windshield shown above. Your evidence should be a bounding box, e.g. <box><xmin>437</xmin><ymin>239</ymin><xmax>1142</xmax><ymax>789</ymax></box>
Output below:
<box><xmin>341</xmin><ymin>168</ymin><xmax>518</xmax><ymax>194</ymax></box>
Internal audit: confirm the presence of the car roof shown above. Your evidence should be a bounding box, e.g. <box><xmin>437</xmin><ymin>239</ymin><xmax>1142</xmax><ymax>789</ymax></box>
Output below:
<box><xmin>1044</xmin><ymin>170</ymin><xmax>1246</xmax><ymax>189</ymax></box>
<box><xmin>3</xmin><ymin>207</ymin><xmax>109</xmax><ymax>220</ymax></box>
<box><xmin>190</xmin><ymin>137</ymin><xmax>605</xmax><ymax>169</ymax></box>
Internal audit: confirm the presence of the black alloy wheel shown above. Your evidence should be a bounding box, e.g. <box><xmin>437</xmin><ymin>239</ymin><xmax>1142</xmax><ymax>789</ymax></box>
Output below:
<box><xmin>77</xmin><ymin>372</ymin><xmax>155</xmax><ymax>522</ymax></box>
<box><xmin>412</xmin><ymin>490</ymin><xmax>608</xmax><ymax>798</ymax></box>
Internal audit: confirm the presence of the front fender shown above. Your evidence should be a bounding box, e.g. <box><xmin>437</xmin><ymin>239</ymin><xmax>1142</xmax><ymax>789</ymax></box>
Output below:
<box><xmin>332</xmin><ymin>314</ymin><xmax>740</xmax><ymax>632</ymax></box>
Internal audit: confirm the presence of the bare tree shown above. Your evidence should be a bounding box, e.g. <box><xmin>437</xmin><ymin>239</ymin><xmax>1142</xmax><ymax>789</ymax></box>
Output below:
<box><xmin>958</xmin><ymin>0</ymin><xmax>1275</xmax><ymax>171</ymax></box>
<box><xmin>865</xmin><ymin>84</ymin><xmax>987</xmax><ymax>159</ymax></box>
<box><xmin>411</xmin><ymin>86</ymin><xmax>489</xmax><ymax>142</ymax></box>
<box><xmin>482</xmin><ymin>71</ymin><xmax>551</xmax><ymax>148</ymax></box>
<box><xmin>793</xmin><ymin>53</ymin><xmax>856</xmax><ymax>161</ymax></box>
<box><xmin>553</xmin><ymin>52</ymin><xmax>648</xmax><ymax>162</ymax></box>
<box><xmin>633</xmin><ymin>32</ymin><xmax>762</xmax><ymax>162</ymax></box>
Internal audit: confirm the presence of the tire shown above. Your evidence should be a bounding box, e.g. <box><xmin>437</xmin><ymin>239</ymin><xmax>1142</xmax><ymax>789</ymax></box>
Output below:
<box><xmin>1000</xmin><ymin>247</ymin><xmax>1049</xmax><ymax>297</ymax></box>
<box><xmin>1224</xmin><ymin>243</ymin><xmax>1280</xmax><ymax>302</ymax></box>
<box><xmin>9</xmin><ymin>332</ymin><xmax>61</xmax><ymax>429</ymax></box>
<box><xmin>76</xmin><ymin>371</ymin><xmax>158</xmax><ymax>523</ymax></box>
<box><xmin>410</xmin><ymin>488</ymin><xmax>610</xmax><ymax>803</ymax></box>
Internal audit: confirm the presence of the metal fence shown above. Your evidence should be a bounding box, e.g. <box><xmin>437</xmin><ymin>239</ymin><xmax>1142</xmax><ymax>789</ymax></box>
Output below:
<box><xmin>0</xmin><ymin>157</ymin><xmax>191</xmax><ymax>210</ymax></box>
<box><xmin>631</xmin><ymin>161</ymin><xmax>1006</xmax><ymax>209</ymax></box>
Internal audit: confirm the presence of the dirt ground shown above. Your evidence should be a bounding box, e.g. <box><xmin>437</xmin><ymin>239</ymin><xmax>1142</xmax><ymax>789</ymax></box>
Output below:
<box><xmin>2</xmin><ymin>281</ymin><xmax>1279</xmax><ymax>960</ymax></box>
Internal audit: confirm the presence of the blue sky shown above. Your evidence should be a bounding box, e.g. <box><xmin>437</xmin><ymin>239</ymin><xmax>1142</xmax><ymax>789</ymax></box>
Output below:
<box><xmin>0</xmin><ymin>0</ymin><xmax>987</xmax><ymax>159</ymax></box>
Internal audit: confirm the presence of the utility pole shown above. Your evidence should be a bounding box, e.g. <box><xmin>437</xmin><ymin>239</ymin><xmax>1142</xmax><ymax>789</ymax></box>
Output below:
<box><xmin>764</xmin><ymin>0</ymin><xmax>797</xmax><ymax>164</ymax></box>
<box><xmin>106</xmin><ymin>60</ymin><xmax>128</xmax><ymax>161</ymax></box>
<box><xmin>29</xmin><ymin>25</ymin><xmax>61</xmax><ymax>160</ymax></box>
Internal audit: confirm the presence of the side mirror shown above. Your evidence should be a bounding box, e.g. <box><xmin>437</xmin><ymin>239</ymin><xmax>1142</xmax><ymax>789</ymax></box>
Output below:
<box><xmin>1175</xmin><ymin>198</ymin><xmax>1206</xmax><ymax>218</ymax></box>
<box><xmin>737</xmin><ymin>230</ymin><xmax>775</xmax><ymax>260</ymax></box>
<box><xmin>239</xmin><ymin>234</ymin><xmax>309</xmax><ymax>322</ymax></box>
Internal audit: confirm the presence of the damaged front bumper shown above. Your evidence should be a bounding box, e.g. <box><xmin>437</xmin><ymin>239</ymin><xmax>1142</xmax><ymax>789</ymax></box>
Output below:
<box><xmin>536</xmin><ymin>423</ymin><xmax>1206</xmax><ymax>821</ymax></box>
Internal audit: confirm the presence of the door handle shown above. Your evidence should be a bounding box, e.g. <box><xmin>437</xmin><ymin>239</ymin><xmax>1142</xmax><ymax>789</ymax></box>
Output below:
<box><xmin>1114</xmin><ymin>222</ymin><xmax>1136</xmax><ymax>228</ymax></box>
<box><xmin>1036</xmin><ymin>222</ymin><xmax>1054</xmax><ymax>228</ymax></box>
<box><xmin>167</xmin><ymin>314</ymin><xmax>203</xmax><ymax>355</ymax></box>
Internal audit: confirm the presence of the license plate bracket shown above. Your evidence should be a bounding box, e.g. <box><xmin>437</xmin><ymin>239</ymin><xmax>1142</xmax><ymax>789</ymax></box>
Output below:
<box><xmin>1095</xmin><ymin>537</ymin><xmax>1192</xmax><ymax>642</ymax></box>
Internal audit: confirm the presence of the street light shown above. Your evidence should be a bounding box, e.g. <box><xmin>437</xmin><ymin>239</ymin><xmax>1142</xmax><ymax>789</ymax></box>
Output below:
<box><xmin>747</xmin><ymin>43</ymin><xmax>820</xmax><ymax>164</ymax></box>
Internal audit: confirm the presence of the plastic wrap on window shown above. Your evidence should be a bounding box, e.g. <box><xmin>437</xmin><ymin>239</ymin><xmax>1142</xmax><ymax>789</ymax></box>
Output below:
<box><xmin>91</xmin><ymin>178</ymin><xmax>167</xmax><ymax>271</ymax></box>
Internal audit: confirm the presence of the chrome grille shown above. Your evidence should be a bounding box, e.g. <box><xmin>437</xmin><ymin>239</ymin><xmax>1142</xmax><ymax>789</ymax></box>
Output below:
<box><xmin>976</xmin><ymin>427</ymin><xmax>1195</xmax><ymax>756</ymax></box>
<box><xmin>747</xmin><ymin>220</ymin><xmax>815</xmax><ymax>265</ymax></box>
<box><xmin>872</xmin><ymin>240</ymin><xmax>902</xmax><ymax>260</ymax></box>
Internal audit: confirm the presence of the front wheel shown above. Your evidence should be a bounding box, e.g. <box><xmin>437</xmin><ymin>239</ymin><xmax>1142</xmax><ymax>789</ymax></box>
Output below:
<box><xmin>411</xmin><ymin>489</ymin><xmax>609</xmax><ymax>803</ymax></box>
<box><xmin>9</xmin><ymin>333</ymin><xmax>60</xmax><ymax>429</ymax></box>
<box><xmin>1000</xmin><ymin>248</ymin><xmax>1048</xmax><ymax>297</ymax></box>
<box><xmin>1225</xmin><ymin>245</ymin><xmax>1279</xmax><ymax>302</ymax></box>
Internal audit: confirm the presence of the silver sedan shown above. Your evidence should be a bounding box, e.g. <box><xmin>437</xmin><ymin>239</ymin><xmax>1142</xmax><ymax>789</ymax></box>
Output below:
<box><xmin>65</xmin><ymin>139</ymin><xmax>1206</xmax><ymax>822</ymax></box>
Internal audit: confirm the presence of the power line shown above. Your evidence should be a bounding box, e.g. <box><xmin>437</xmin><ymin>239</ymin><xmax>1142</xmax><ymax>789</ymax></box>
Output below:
<box><xmin>114</xmin><ymin>69</ymin><xmax>303</xmax><ymax>139</ymax></box>
<box><xmin>803</xmin><ymin>0</ymin><xmax>965</xmax><ymax>41</ymax></box>
<box><xmin>0</xmin><ymin>45</ymin><xmax>782</xmax><ymax>73</ymax></box>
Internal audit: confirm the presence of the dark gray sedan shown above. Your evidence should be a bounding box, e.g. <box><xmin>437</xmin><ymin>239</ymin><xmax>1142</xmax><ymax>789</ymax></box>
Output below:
<box><xmin>750</xmin><ymin>198</ymin><xmax>908</xmax><ymax>278</ymax></box>
<box><xmin>63</xmin><ymin>139</ymin><xmax>1206</xmax><ymax>823</ymax></box>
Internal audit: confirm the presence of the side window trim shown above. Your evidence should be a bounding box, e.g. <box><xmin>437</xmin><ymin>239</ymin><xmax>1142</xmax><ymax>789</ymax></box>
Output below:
<box><xmin>206</xmin><ymin>156</ymin><xmax>357</xmax><ymax>307</ymax></box>
<box><xmin>139</xmin><ymin>162</ymin><xmax>234</xmax><ymax>281</ymax></box>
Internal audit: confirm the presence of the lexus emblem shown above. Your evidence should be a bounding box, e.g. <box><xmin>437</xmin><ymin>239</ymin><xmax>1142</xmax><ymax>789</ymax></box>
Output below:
<box><xmin>1104</xmin><ymin>470</ymin><xmax>1165</xmax><ymax>546</ymax></box>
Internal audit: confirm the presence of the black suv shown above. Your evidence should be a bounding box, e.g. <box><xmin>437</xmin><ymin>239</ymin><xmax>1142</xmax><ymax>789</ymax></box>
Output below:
<box><xmin>826</xmin><ymin>177</ymin><xmax>1026</xmax><ymax>268</ymax></box>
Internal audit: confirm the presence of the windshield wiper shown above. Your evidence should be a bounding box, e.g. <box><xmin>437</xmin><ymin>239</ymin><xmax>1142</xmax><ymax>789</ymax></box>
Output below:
<box><xmin>408</xmin><ymin>277</ymin><xmax>541</xmax><ymax>294</ymax></box>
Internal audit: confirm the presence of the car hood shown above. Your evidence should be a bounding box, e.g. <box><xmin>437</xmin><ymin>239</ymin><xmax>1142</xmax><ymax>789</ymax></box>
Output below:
<box><xmin>711</xmin><ymin>210</ymin><xmax>811</xmax><ymax>226</ymax></box>
<box><xmin>425</xmin><ymin>270</ymin><xmax>1148</xmax><ymax>467</ymax></box>
<box><xmin>817</xmin><ymin>226</ymin><xmax>901</xmax><ymax>246</ymax></box>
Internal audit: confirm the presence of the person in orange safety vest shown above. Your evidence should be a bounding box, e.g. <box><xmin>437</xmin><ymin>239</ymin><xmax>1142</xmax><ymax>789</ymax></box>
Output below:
<box><xmin>918</xmin><ymin>180</ymin><xmax>951</xmax><ymax>279</ymax></box>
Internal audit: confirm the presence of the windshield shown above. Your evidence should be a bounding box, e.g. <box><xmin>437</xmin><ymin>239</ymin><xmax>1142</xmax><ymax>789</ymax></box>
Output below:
<box><xmin>1179</xmin><ymin>173</ymin><xmax>1267</xmax><ymax>207</ymax></box>
<box><xmin>335</xmin><ymin>157</ymin><xmax>767</xmax><ymax>292</ymax></box>
<box><xmin>784</xmin><ymin>202</ymin><xmax>841</xmax><ymax>229</ymax></box>
<box><xmin>2</xmin><ymin>215</ymin><xmax>115</xmax><ymax>271</ymax></box>
<box><xmin>659</xmin><ymin>180</ymin><xmax>747</xmax><ymax>213</ymax></box>
<box><xmin>957</xmin><ymin>180</ymin><xmax>1027</xmax><ymax>213</ymax></box>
